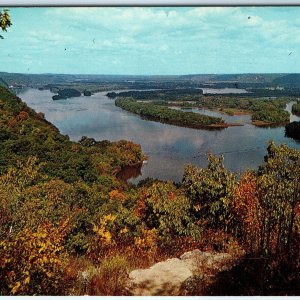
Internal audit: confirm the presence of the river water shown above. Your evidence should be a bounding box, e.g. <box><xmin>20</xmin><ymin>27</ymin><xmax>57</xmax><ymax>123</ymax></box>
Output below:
<box><xmin>19</xmin><ymin>88</ymin><xmax>300</xmax><ymax>183</ymax></box>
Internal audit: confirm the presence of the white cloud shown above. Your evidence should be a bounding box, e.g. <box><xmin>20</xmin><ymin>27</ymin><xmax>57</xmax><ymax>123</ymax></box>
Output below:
<box><xmin>28</xmin><ymin>30</ymin><xmax>75</xmax><ymax>45</ymax></box>
<box><xmin>3</xmin><ymin>7</ymin><xmax>300</xmax><ymax>74</ymax></box>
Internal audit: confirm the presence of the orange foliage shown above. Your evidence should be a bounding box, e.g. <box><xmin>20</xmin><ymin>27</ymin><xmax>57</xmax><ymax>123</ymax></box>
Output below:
<box><xmin>134</xmin><ymin>189</ymin><xmax>147</xmax><ymax>218</ymax></box>
<box><xmin>233</xmin><ymin>172</ymin><xmax>261</xmax><ymax>252</ymax></box>
<box><xmin>109</xmin><ymin>189</ymin><xmax>126</xmax><ymax>202</ymax></box>
<box><xmin>71</xmin><ymin>143</ymin><xmax>80</xmax><ymax>152</ymax></box>
<box><xmin>168</xmin><ymin>191</ymin><xmax>176</xmax><ymax>201</ymax></box>
<box><xmin>134</xmin><ymin>198</ymin><xmax>146</xmax><ymax>218</ymax></box>
<box><xmin>8</xmin><ymin>110</ymin><xmax>29</xmax><ymax>128</ymax></box>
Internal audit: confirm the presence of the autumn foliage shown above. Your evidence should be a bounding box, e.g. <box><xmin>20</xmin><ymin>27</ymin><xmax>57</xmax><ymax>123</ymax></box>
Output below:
<box><xmin>0</xmin><ymin>86</ymin><xmax>299</xmax><ymax>295</ymax></box>
<box><xmin>232</xmin><ymin>172</ymin><xmax>260</xmax><ymax>252</ymax></box>
<box><xmin>0</xmin><ymin>220</ymin><xmax>70</xmax><ymax>295</ymax></box>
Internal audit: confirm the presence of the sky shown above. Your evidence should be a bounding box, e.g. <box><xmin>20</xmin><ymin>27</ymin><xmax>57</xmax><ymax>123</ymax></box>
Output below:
<box><xmin>1</xmin><ymin>7</ymin><xmax>300</xmax><ymax>75</ymax></box>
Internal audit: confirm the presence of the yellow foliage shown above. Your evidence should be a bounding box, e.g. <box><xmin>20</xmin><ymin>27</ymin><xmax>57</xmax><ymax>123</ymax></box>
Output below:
<box><xmin>11</xmin><ymin>281</ymin><xmax>21</xmax><ymax>295</ymax></box>
<box><xmin>92</xmin><ymin>214</ymin><xmax>117</xmax><ymax>246</ymax></box>
<box><xmin>0</xmin><ymin>221</ymin><xmax>70</xmax><ymax>295</ymax></box>
<box><xmin>101</xmin><ymin>214</ymin><xmax>116</xmax><ymax>224</ymax></box>
<box><xmin>120</xmin><ymin>227</ymin><xmax>129</xmax><ymax>234</ymax></box>
<box><xmin>134</xmin><ymin>228</ymin><xmax>158</xmax><ymax>253</ymax></box>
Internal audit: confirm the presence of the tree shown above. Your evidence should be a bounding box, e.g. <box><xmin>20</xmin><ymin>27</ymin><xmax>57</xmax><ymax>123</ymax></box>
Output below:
<box><xmin>140</xmin><ymin>182</ymin><xmax>198</xmax><ymax>240</ymax></box>
<box><xmin>0</xmin><ymin>9</ymin><xmax>12</xmax><ymax>39</ymax></box>
<box><xmin>256</xmin><ymin>142</ymin><xmax>300</xmax><ymax>257</ymax></box>
<box><xmin>182</xmin><ymin>153</ymin><xmax>236</xmax><ymax>232</ymax></box>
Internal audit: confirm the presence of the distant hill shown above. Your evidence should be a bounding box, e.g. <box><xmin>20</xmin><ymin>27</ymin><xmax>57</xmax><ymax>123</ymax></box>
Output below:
<box><xmin>272</xmin><ymin>74</ymin><xmax>300</xmax><ymax>88</ymax></box>
<box><xmin>212</xmin><ymin>74</ymin><xmax>283</xmax><ymax>83</ymax></box>
<box><xmin>180</xmin><ymin>73</ymin><xmax>286</xmax><ymax>84</ymax></box>
<box><xmin>1</xmin><ymin>71</ymin><xmax>300</xmax><ymax>89</ymax></box>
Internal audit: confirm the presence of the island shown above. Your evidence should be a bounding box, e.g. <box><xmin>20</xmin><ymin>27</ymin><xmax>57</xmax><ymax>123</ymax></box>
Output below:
<box><xmin>285</xmin><ymin>121</ymin><xmax>300</xmax><ymax>140</ymax></box>
<box><xmin>52</xmin><ymin>88</ymin><xmax>81</xmax><ymax>100</ymax></box>
<box><xmin>83</xmin><ymin>90</ymin><xmax>92</xmax><ymax>96</ymax></box>
<box><xmin>115</xmin><ymin>97</ymin><xmax>226</xmax><ymax>129</ymax></box>
<box><xmin>109</xmin><ymin>90</ymin><xmax>291</xmax><ymax>127</ymax></box>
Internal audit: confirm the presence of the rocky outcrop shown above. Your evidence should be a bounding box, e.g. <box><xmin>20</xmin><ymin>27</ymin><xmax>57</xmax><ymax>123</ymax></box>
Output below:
<box><xmin>127</xmin><ymin>249</ymin><xmax>236</xmax><ymax>296</ymax></box>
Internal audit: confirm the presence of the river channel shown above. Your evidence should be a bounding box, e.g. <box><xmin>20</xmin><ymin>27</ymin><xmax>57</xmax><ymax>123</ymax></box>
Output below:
<box><xmin>19</xmin><ymin>88</ymin><xmax>300</xmax><ymax>183</ymax></box>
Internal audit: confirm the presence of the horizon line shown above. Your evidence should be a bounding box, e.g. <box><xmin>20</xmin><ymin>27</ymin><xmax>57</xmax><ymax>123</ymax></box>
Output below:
<box><xmin>0</xmin><ymin>71</ymin><xmax>295</xmax><ymax>76</ymax></box>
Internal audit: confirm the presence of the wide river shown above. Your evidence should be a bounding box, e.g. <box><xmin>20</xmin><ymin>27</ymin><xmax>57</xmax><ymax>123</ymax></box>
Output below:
<box><xmin>19</xmin><ymin>88</ymin><xmax>300</xmax><ymax>183</ymax></box>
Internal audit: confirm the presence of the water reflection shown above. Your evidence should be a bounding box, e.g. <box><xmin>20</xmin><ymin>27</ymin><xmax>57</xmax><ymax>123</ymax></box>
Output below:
<box><xmin>116</xmin><ymin>163</ymin><xmax>143</xmax><ymax>182</ymax></box>
<box><xmin>200</xmin><ymin>88</ymin><xmax>249</xmax><ymax>94</ymax></box>
<box><xmin>19</xmin><ymin>88</ymin><xmax>300</xmax><ymax>183</ymax></box>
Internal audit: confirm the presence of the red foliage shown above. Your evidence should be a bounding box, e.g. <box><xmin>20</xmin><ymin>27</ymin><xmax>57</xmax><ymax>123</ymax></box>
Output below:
<box><xmin>232</xmin><ymin>172</ymin><xmax>261</xmax><ymax>252</ymax></box>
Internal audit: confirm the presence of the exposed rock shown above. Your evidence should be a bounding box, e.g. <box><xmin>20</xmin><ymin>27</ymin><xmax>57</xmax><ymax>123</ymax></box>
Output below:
<box><xmin>180</xmin><ymin>249</ymin><xmax>203</xmax><ymax>260</ymax></box>
<box><xmin>127</xmin><ymin>249</ymin><xmax>236</xmax><ymax>296</ymax></box>
<box><xmin>128</xmin><ymin>258</ymin><xmax>193</xmax><ymax>296</ymax></box>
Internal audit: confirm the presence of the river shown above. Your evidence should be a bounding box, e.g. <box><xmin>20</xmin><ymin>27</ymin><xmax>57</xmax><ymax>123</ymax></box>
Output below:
<box><xmin>18</xmin><ymin>88</ymin><xmax>300</xmax><ymax>183</ymax></box>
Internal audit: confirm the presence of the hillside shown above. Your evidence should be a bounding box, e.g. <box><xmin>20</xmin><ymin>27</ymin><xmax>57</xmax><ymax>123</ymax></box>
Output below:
<box><xmin>0</xmin><ymin>87</ymin><xmax>299</xmax><ymax>295</ymax></box>
<box><xmin>273</xmin><ymin>74</ymin><xmax>300</xmax><ymax>88</ymax></box>
<box><xmin>0</xmin><ymin>78</ymin><xmax>9</xmax><ymax>89</ymax></box>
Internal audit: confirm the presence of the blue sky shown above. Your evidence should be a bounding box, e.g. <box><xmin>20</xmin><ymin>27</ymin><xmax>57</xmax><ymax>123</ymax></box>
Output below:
<box><xmin>1</xmin><ymin>7</ymin><xmax>300</xmax><ymax>75</ymax></box>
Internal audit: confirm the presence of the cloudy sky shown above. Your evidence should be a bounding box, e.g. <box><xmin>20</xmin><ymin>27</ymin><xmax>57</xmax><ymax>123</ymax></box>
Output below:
<box><xmin>0</xmin><ymin>7</ymin><xmax>299</xmax><ymax>75</ymax></box>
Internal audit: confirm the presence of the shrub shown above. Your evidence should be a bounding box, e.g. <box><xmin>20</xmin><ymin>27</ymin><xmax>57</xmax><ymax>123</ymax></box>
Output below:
<box><xmin>0</xmin><ymin>221</ymin><xmax>70</xmax><ymax>295</ymax></box>
<box><xmin>87</xmin><ymin>255</ymin><xmax>129</xmax><ymax>295</ymax></box>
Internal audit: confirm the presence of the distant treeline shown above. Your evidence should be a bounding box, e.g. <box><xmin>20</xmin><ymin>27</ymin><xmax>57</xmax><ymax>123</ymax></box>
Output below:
<box><xmin>115</xmin><ymin>97</ymin><xmax>225</xmax><ymax>129</ymax></box>
<box><xmin>107</xmin><ymin>88</ymin><xmax>300</xmax><ymax>101</ymax></box>
<box><xmin>107</xmin><ymin>89</ymin><xmax>203</xmax><ymax>101</ymax></box>
<box><xmin>246</xmin><ymin>88</ymin><xmax>300</xmax><ymax>98</ymax></box>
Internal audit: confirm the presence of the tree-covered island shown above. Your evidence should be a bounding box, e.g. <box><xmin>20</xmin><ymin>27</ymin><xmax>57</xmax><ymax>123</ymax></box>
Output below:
<box><xmin>115</xmin><ymin>97</ymin><xmax>226</xmax><ymax>129</ymax></box>
<box><xmin>108</xmin><ymin>90</ymin><xmax>291</xmax><ymax>127</ymax></box>
<box><xmin>52</xmin><ymin>88</ymin><xmax>82</xmax><ymax>100</ymax></box>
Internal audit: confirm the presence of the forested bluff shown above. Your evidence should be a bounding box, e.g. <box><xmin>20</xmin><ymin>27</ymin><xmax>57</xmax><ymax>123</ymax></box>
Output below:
<box><xmin>0</xmin><ymin>86</ymin><xmax>299</xmax><ymax>296</ymax></box>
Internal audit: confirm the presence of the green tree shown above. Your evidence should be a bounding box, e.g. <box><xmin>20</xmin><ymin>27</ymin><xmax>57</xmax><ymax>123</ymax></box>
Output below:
<box><xmin>182</xmin><ymin>153</ymin><xmax>236</xmax><ymax>232</ymax></box>
<box><xmin>0</xmin><ymin>9</ymin><xmax>11</xmax><ymax>39</ymax></box>
<box><xmin>256</xmin><ymin>142</ymin><xmax>300</xmax><ymax>257</ymax></box>
<box><xmin>138</xmin><ymin>182</ymin><xmax>199</xmax><ymax>240</ymax></box>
